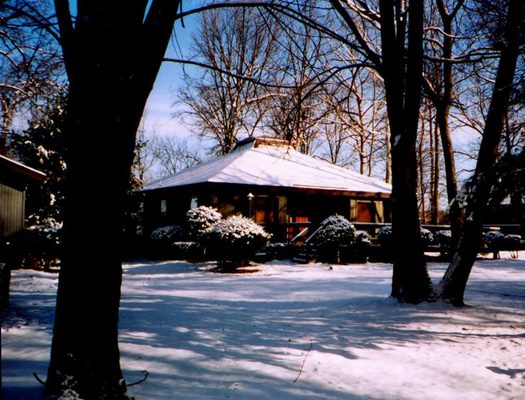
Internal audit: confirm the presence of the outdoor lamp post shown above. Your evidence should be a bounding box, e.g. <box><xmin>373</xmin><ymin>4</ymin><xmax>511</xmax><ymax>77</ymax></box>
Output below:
<box><xmin>247</xmin><ymin>192</ymin><xmax>254</xmax><ymax>218</ymax></box>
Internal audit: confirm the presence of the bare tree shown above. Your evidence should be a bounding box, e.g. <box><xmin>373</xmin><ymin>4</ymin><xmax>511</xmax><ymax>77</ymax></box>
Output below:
<box><xmin>149</xmin><ymin>134</ymin><xmax>205</xmax><ymax>176</ymax></box>
<box><xmin>176</xmin><ymin>7</ymin><xmax>278</xmax><ymax>155</ymax></box>
<box><xmin>0</xmin><ymin>0</ymin><xmax>63</xmax><ymax>152</ymax></box>
<box><xmin>324</xmin><ymin>66</ymin><xmax>388</xmax><ymax>176</ymax></box>
<box><xmin>439</xmin><ymin>0</ymin><xmax>524</xmax><ymax>305</ymax></box>
<box><xmin>264</xmin><ymin>5</ymin><xmax>329</xmax><ymax>154</ymax></box>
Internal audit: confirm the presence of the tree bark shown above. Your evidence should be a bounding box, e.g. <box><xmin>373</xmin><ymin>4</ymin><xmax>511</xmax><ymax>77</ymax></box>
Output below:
<box><xmin>44</xmin><ymin>1</ymin><xmax>180</xmax><ymax>397</ymax></box>
<box><xmin>380</xmin><ymin>0</ymin><xmax>434</xmax><ymax>303</ymax></box>
<box><xmin>438</xmin><ymin>0</ymin><xmax>523</xmax><ymax>306</ymax></box>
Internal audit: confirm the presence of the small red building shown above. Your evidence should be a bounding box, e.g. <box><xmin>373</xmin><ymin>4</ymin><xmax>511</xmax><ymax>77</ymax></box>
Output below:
<box><xmin>140</xmin><ymin>137</ymin><xmax>391</xmax><ymax>240</ymax></box>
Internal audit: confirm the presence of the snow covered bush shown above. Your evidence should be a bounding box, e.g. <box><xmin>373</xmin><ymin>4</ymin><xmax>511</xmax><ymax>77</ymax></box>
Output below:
<box><xmin>483</xmin><ymin>231</ymin><xmax>505</xmax><ymax>248</ymax></box>
<box><xmin>315</xmin><ymin>215</ymin><xmax>355</xmax><ymax>248</ymax></box>
<box><xmin>501</xmin><ymin>234</ymin><xmax>522</xmax><ymax>249</ymax></box>
<box><xmin>4</xmin><ymin>218</ymin><xmax>62</xmax><ymax>270</ymax></box>
<box><xmin>377</xmin><ymin>225</ymin><xmax>393</xmax><ymax>248</ymax></box>
<box><xmin>420</xmin><ymin>228</ymin><xmax>434</xmax><ymax>246</ymax></box>
<box><xmin>483</xmin><ymin>232</ymin><xmax>521</xmax><ymax>250</ymax></box>
<box><xmin>171</xmin><ymin>241</ymin><xmax>202</xmax><ymax>260</ymax></box>
<box><xmin>377</xmin><ymin>225</ymin><xmax>433</xmax><ymax>249</ymax></box>
<box><xmin>202</xmin><ymin>215</ymin><xmax>271</xmax><ymax>271</ymax></box>
<box><xmin>345</xmin><ymin>230</ymin><xmax>371</xmax><ymax>262</ymax></box>
<box><xmin>435</xmin><ymin>230</ymin><xmax>452</xmax><ymax>248</ymax></box>
<box><xmin>186</xmin><ymin>206</ymin><xmax>222</xmax><ymax>239</ymax></box>
<box><xmin>314</xmin><ymin>215</ymin><xmax>355</xmax><ymax>263</ymax></box>
<box><xmin>150</xmin><ymin>225</ymin><xmax>183</xmax><ymax>244</ymax></box>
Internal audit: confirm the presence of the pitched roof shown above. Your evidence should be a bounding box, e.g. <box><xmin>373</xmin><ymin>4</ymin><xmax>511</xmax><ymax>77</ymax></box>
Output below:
<box><xmin>143</xmin><ymin>137</ymin><xmax>391</xmax><ymax>196</ymax></box>
<box><xmin>0</xmin><ymin>154</ymin><xmax>46</xmax><ymax>184</ymax></box>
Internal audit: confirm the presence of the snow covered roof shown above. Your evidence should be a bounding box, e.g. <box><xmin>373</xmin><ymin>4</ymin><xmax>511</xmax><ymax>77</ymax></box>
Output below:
<box><xmin>143</xmin><ymin>137</ymin><xmax>391</xmax><ymax>196</ymax></box>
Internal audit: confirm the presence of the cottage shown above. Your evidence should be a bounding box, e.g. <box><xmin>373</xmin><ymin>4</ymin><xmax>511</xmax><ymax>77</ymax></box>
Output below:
<box><xmin>0</xmin><ymin>155</ymin><xmax>45</xmax><ymax>240</ymax></box>
<box><xmin>141</xmin><ymin>137</ymin><xmax>392</xmax><ymax>241</ymax></box>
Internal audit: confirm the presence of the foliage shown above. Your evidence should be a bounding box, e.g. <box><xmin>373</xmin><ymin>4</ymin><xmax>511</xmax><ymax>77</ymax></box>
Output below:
<box><xmin>420</xmin><ymin>228</ymin><xmax>434</xmax><ymax>246</ymax></box>
<box><xmin>344</xmin><ymin>230</ymin><xmax>372</xmax><ymax>263</ymax></box>
<box><xmin>378</xmin><ymin>225</ymin><xmax>433</xmax><ymax>248</ymax></box>
<box><xmin>435</xmin><ymin>230</ymin><xmax>453</xmax><ymax>248</ymax></box>
<box><xmin>150</xmin><ymin>225</ymin><xmax>184</xmax><ymax>244</ymax></box>
<box><xmin>315</xmin><ymin>214</ymin><xmax>355</xmax><ymax>248</ymax></box>
<box><xmin>171</xmin><ymin>241</ymin><xmax>202</xmax><ymax>260</ymax></box>
<box><xmin>377</xmin><ymin>225</ymin><xmax>393</xmax><ymax>248</ymax></box>
<box><xmin>202</xmin><ymin>215</ymin><xmax>271</xmax><ymax>270</ymax></box>
<box><xmin>186</xmin><ymin>206</ymin><xmax>222</xmax><ymax>239</ymax></box>
<box><xmin>489</xmin><ymin>146</ymin><xmax>525</xmax><ymax>206</ymax></box>
<box><xmin>11</xmin><ymin>92</ymin><xmax>68</xmax><ymax>223</ymax></box>
<box><xmin>3</xmin><ymin>217</ymin><xmax>62</xmax><ymax>269</ymax></box>
<box><xmin>480</xmin><ymin>231</ymin><xmax>522</xmax><ymax>251</ymax></box>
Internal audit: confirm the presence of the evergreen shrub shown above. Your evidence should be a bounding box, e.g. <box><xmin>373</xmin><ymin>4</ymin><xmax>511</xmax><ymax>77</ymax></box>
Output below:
<box><xmin>316</xmin><ymin>215</ymin><xmax>356</xmax><ymax>248</ymax></box>
<box><xmin>186</xmin><ymin>206</ymin><xmax>222</xmax><ymax>239</ymax></box>
<box><xmin>203</xmin><ymin>215</ymin><xmax>271</xmax><ymax>271</ymax></box>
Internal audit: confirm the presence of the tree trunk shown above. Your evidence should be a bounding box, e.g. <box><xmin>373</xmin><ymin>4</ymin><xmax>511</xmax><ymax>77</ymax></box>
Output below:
<box><xmin>439</xmin><ymin>0</ymin><xmax>523</xmax><ymax>306</ymax></box>
<box><xmin>380</xmin><ymin>0</ymin><xmax>434</xmax><ymax>303</ymax></box>
<box><xmin>44</xmin><ymin>1</ymin><xmax>180</xmax><ymax>397</ymax></box>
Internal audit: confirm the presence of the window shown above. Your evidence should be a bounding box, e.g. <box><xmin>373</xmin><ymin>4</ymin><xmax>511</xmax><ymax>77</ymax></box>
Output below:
<box><xmin>190</xmin><ymin>197</ymin><xmax>198</xmax><ymax>209</ymax></box>
<box><xmin>160</xmin><ymin>199</ymin><xmax>167</xmax><ymax>217</ymax></box>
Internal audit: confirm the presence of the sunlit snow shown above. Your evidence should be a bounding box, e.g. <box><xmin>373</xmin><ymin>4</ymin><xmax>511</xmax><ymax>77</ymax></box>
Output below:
<box><xmin>3</xmin><ymin>254</ymin><xmax>525</xmax><ymax>399</ymax></box>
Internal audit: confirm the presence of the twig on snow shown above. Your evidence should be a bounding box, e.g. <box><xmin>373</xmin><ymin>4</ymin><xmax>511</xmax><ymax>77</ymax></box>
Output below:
<box><xmin>127</xmin><ymin>370</ymin><xmax>150</xmax><ymax>387</ymax></box>
<box><xmin>294</xmin><ymin>341</ymin><xmax>313</xmax><ymax>384</ymax></box>
<box><xmin>33</xmin><ymin>372</ymin><xmax>45</xmax><ymax>385</ymax></box>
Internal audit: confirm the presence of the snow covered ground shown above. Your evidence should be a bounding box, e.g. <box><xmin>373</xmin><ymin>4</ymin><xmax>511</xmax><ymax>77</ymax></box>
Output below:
<box><xmin>3</xmin><ymin>254</ymin><xmax>525</xmax><ymax>399</ymax></box>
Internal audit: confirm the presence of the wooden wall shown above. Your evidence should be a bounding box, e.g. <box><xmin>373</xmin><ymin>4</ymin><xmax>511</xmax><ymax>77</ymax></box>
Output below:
<box><xmin>0</xmin><ymin>182</ymin><xmax>25</xmax><ymax>239</ymax></box>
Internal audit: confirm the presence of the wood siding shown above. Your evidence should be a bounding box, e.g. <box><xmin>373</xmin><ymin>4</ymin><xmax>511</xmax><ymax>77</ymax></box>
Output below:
<box><xmin>0</xmin><ymin>182</ymin><xmax>25</xmax><ymax>238</ymax></box>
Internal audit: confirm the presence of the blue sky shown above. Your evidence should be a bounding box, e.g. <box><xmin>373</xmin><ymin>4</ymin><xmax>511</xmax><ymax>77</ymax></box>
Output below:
<box><xmin>142</xmin><ymin>14</ymin><xmax>198</xmax><ymax>140</ymax></box>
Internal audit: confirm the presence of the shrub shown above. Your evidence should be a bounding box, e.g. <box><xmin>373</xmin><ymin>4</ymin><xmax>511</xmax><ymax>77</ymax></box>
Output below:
<box><xmin>435</xmin><ymin>230</ymin><xmax>452</xmax><ymax>248</ymax></box>
<box><xmin>315</xmin><ymin>215</ymin><xmax>355</xmax><ymax>248</ymax></box>
<box><xmin>345</xmin><ymin>230</ymin><xmax>371</xmax><ymax>262</ymax></box>
<box><xmin>420</xmin><ymin>228</ymin><xmax>434</xmax><ymax>247</ymax></box>
<box><xmin>377</xmin><ymin>225</ymin><xmax>393</xmax><ymax>248</ymax></box>
<box><xmin>202</xmin><ymin>215</ymin><xmax>271</xmax><ymax>271</ymax></box>
<box><xmin>186</xmin><ymin>206</ymin><xmax>222</xmax><ymax>239</ymax></box>
<box><xmin>4</xmin><ymin>218</ymin><xmax>62</xmax><ymax>269</ymax></box>
<box><xmin>483</xmin><ymin>232</ymin><xmax>521</xmax><ymax>250</ymax></box>
<box><xmin>377</xmin><ymin>225</ymin><xmax>433</xmax><ymax>249</ymax></box>
<box><xmin>171</xmin><ymin>241</ymin><xmax>202</xmax><ymax>260</ymax></box>
<box><xmin>483</xmin><ymin>231</ymin><xmax>505</xmax><ymax>248</ymax></box>
<box><xmin>150</xmin><ymin>225</ymin><xmax>183</xmax><ymax>244</ymax></box>
<box><xmin>501</xmin><ymin>234</ymin><xmax>522</xmax><ymax>249</ymax></box>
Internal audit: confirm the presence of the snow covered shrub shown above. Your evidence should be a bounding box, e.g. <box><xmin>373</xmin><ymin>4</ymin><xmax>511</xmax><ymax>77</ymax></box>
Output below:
<box><xmin>420</xmin><ymin>228</ymin><xmax>434</xmax><ymax>247</ymax></box>
<box><xmin>345</xmin><ymin>230</ymin><xmax>371</xmax><ymax>263</ymax></box>
<box><xmin>186</xmin><ymin>206</ymin><xmax>222</xmax><ymax>239</ymax></box>
<box><xmin>483</xmin><ymin>231</ymin><xmax>505</xmax><ymax>248</ymax></box>
<box><xmin>266</xmin><ymin>242</ymin><xmax>289</xmax><ymax>260</ymax></box>
<box><xmin>171</xmin><ymin>241</ymin><xmax>202</xmax><ymax>260</ymax></box>
<box><xmin>501</xmin><ymin>234</ymin><xmax>522</xmax><ymax>249</ymax></box>
<box><xmin>202</xmin><ymin>215</ymin><xmax>271</xmax><ymax>270</ymax></box>
<box><xmin>314</xmin><ymin>215</ymin><xmax>355</xmax><ymax>263</ymax></box>
<box><xmin>377</xmin><ymin>225</ymin><xmax>393</xmax><ymax>248</ymax></box>
<box><xmin>149</xmin><ymin>225</ymin><xmax>184</xmax><ymax>259</ymax></box>
<box><xmin>315</xmin><ymin>215</ymin><xmax>355</xmax><ymax>248</ymax></box>
<box><xmin>5</xmin><ymin>218</ymin><xmax>62</xmax><ymax>270</ymax></box>
<box><xmin>150</xmin><ymin>225</ymin><xmax>183</xmax><ymax>244</ymax></box>
<box><xmin>435</xmin><ymin>230</ymin><xmax>452</xmax><ymax>248</ymax></box>
<box><xmin>377</xmin><ymin>226</ymin><xmax>433</xmax><ymax>249</ymax></box>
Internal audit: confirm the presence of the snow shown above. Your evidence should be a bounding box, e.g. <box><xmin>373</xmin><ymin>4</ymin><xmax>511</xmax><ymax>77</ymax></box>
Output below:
<box><xmin>3</xmin><ymin>254</ymin><xmax>525</xmax><ymax>399</ymax></box>
<box><xmin>144</xmin><ymin>139</ymin><xmax>392</xmax><ymax>195</ymax></box>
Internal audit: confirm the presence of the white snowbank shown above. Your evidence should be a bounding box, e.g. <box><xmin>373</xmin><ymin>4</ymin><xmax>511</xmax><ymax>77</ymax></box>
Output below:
<box><xmin>3</xmin><ymin>254</ymin><xmax>525</xmax><ymax>399</ymax></box>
